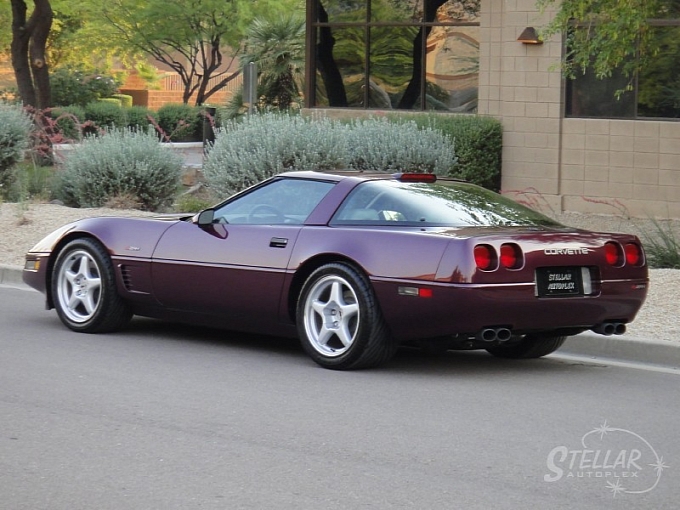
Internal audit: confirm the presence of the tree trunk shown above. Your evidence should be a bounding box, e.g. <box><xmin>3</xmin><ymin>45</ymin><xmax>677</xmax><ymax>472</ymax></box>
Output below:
<box><xmin>10</xmin><ymin>0</ymin><xmax>35</xmax><ymax>107</ymax></box>
<box><xmin>29</xmin><ymin>0</ymin><xmax>53</xmax><ymax>108</ymax></box>
<box><xmin>10</xmin><ymin>0</ymin><xmax>53</xmax><ymax>108</ymax></box>
<box><xmin>315</xmin><ymin>1</ymin><xmax>347</xmax><ymax>107</ymax></box>
<box><xmin>397</xmin><ymin>0</ymin><xmax>447</xmax><ymax>110</ymax></box>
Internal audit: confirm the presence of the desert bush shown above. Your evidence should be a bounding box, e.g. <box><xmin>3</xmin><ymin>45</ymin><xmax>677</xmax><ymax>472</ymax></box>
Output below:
<box><xmin>7</xmin><ymin>160</ymin><xmax>55</xmax><ymax>202</ymax></box>
<box><xmin>0</xmin><ymin>103</ymin><xmax>33</xmax><ymax>198</ymax></box>
<box><xmin>203</xmin><ymin>113</ymin><xmax>456</xmax><ymax>198</ymax></box>
<box><xmin>203</xmin><ymin>114</ymin><xmax>346</xmax><ymax>197</ymax></box>
<box><xmin>51</xmin><ymin>67</ymin><xmax>119</xmax><ymax>107</ymax></box>
<box><xmin>345</xmin><ymin>117</ymin><xmax>456</xmax><ymax>173</ymax></box>
<box><xmin>388</xmin><ymin>113</ymin><xmax>503</xmax><ymax>190</ymax></box>
<box><xmin>643</xmin><ymin>219</ymin><xmax>680</xmax><ymax>269</ymax></box>
<box><xmin>55</xmin><ymin>129</ymin><xmax>183</xmax><ymax>211</ymax></box>
<box><xmin>84</xmin><ymin>101</ymin><xmax>127</xmax><ymax>129</ymax></box>
<box><xmin>156</xmin><ymin>103</ymin><xmax>202</xmax><ymax>141</ymax></box>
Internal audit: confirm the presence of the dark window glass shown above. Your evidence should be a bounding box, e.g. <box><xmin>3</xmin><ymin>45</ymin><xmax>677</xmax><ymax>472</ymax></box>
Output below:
<box><xmin>315</xmin><ymin>27</ymin><xmax>366</xmax><ymax>107</ymax></box>
<box><xmin>425</xmin><ymin>24</ymin><xmax>479</xmax><ymax>112</ymax></box>
<box><xmin>371</xmin><ymin>0</ymin><xmax>423</xmax><ymax>22</ymax></box>
<box><xmin>658</xmin><ymin>0</ymin><xmax>680</xmax><ymax>18</ymax></box>
<box><xmin>320</xmin><ymin>0</ymin><xmax>367</xmax><ymax>23</ymax></box>
<box><xmin>566</xmin><ymin>15</ymin><xmax>680</xmax><ymax>120</ymax></box>
<box><xmin>332</xmin><ymin>180</ymin><xmax>560</xmax><ymax>227</ymax></box>
<box><xmin>566</xmin><ymin>65</ymin><xmax>635</xmax><ymax>118</ymax></box>
<box><xmin>369</xmin><ymin>27</ymin><xmax>418</xmax><ymax>108</ymax></box>
<box><xmin>638</xmin><ymin>26</ymin><xmax>680</xmax><ymax>118</ymax></box>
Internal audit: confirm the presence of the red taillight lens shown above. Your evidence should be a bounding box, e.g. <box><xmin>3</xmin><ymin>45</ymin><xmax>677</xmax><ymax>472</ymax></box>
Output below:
<box><xmin>474</xmin><ymin>244</ymin><xmax>496</xmax><ymax>271</ymax></box>
<box><xmin>500</xmin><ymin>243</ymin><xmax>522</xmax><ymax>269</ymax></box>
<box><xmin>605</xmin><ymin>242</ymin><xmax>623</xmax><ymax>266</ymax></box>
<box><xmin>625</xmin><ymin>243</ymin><xmax>643</xmax><ymax>266</ymax></box>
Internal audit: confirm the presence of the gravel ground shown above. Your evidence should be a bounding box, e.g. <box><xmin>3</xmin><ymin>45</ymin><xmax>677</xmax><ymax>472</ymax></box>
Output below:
<box><xmin>1</xmin><ymin>203</ymin><xmax>678</xmax><ymax>344</ymax></box>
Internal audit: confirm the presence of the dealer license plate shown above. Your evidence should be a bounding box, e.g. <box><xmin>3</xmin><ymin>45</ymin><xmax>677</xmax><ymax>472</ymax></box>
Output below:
<box><xmin>535</xmin><ymin>267</ymin><xmax>583</xmax><ymax>297</ymax></box>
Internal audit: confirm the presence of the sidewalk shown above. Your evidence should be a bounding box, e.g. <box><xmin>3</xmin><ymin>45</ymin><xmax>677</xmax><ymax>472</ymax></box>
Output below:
<box><xmin>2</xmin><ymin>262</ymin><xmax>678</xmax><ymax>370</ymax></box>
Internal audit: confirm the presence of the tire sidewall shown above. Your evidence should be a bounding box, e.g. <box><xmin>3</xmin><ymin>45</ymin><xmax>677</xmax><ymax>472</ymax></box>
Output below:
<box><xmin>297</xmin><ymin>263</ymin><xmax>381</xmax><ymax>369</ymax></box>
<box><xmin>52</xmin><ymin>238</ymin><xmax>116</xmax><ymax>332</ymax></box>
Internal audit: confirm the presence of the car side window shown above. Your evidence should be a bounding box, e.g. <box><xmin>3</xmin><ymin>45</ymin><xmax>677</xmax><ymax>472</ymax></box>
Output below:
<box><xmin>214</xmin><ymin>178</ymin><xmax>335</xmax><ymax>225</ymax></box>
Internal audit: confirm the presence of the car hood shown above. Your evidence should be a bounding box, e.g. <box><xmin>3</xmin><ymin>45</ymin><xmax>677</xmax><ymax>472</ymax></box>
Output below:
<box><xmin>27</xmin><ymin>216</ymin><xmax>183</xmax><ymax>259</ymax></box>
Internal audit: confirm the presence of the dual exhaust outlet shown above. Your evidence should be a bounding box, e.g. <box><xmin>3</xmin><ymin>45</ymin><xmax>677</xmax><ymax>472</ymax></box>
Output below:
<box><xmin>477</xmin><ymin>322</ymin><xmax>627</xmax><ymax>342</ymax></box>
<box><xmin>591</xmin><ymin>322</ymin><xmax>627</xmax><ymax>336</ymax></box>
<box><xmin>477</xmin><ymin>327</ymin><xmax>512</xmax><ymax>343</ymax></box>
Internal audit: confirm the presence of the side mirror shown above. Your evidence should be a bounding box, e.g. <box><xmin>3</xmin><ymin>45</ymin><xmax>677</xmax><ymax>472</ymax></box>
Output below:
<box><xmin>196</xmin><ymin>209</ymin><xmax>215</xmax><ymax>226</ymax></box>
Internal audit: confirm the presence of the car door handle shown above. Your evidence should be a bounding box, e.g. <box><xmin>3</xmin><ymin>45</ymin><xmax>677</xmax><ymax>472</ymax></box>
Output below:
<box><xmin>270</xmin><ymin>237</ymin><xmax>288</xmax><ymax>248</ymax></box>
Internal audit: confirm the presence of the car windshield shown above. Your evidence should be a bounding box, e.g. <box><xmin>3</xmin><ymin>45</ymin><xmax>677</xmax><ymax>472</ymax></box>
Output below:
<box><xmin>331</xmin><ymin>180</ymin><xmax>561</xmax><ymax>227</ymax></box>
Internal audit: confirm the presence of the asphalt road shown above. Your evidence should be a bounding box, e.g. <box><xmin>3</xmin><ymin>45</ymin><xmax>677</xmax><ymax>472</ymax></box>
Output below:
<box><xmin>1</xmin><ymin>286</ymin><xmax>678</xmax><ymax>510</ymax></box>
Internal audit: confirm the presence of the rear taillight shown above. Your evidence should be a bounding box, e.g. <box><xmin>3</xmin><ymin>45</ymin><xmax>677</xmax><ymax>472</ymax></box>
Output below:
<box><xmin>500</xmin><ymin>243</ymin><xmax>523</xmax><ymax>269</ymax></box>
<box><xmin>625</xmin><ymin>242</ymin><xmax>643</xmax><ymax>266</ymax></box>
<box><xmin>474</xmin><ymin>244</ymin><xmax>497</xmax><ymax>271</ymax></box>
<box><xmin>605</xmin><ymin>242</ymin><xmax>623</xmax><ymax>266</ymax></box>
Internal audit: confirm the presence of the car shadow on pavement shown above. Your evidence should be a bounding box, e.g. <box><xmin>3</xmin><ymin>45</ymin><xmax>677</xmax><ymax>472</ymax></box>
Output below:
<box><xmin>109</xmin><ymin>317</ymin><xmax>607</xmax><ymax>377</ymax></box>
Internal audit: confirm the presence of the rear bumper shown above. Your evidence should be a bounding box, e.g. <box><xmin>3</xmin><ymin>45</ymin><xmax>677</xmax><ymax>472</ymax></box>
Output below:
<box><xmin>373</xmin><ymin>278</ymin><xmax>649</xmax><ymax>341</ymax></box>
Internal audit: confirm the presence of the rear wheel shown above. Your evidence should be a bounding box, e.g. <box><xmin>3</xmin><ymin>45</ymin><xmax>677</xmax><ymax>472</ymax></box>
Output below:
<box><xmin>485</xmin><ymin>334</ymin><xmax>567</xmax><ymax>359</ymax></box>
<box><xmin>52</xmin><ymin>238</ymin><xmax>132</xmax><ymax>333</ymax></box>
<box><xmin>297</xmin><ymin>263</ymin><xmax>396</xmax><ymax>370</ymax></box>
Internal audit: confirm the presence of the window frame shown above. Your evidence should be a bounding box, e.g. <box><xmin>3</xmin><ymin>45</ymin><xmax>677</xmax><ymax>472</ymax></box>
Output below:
<box><xmin>305</xmin><ymin>0</ymin><xmax>480</xmax><ymax>111</ymax></box>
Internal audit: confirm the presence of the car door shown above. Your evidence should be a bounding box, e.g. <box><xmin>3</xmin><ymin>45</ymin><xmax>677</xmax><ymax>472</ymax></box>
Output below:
<box><xmin>150</xmin><ymin>177</ymin><xmax>336</xmax><ymax>331</ymax></box>
<box><xmin>151</xmin><ymin>221</ymin><xmax>302</xmax><ymax>327</ymax></box>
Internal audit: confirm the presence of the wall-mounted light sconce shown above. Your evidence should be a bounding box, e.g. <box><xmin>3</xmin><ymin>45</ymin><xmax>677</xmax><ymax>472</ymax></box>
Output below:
<box><xmin>517</xmin><ymin>27</ymin><xmax>543</xmax><ymax>45</ymax></box>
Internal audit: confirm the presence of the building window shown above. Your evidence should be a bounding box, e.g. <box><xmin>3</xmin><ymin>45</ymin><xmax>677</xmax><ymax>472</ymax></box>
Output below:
<box><xmin>566</xmin><ymin>18</ymin><xmax>680</xmax><ymax>119</ymax></box>
<box><xmin>306</xmin><ymin>0</ymin><xmax>480</xmax><ymax>111</ymax></box>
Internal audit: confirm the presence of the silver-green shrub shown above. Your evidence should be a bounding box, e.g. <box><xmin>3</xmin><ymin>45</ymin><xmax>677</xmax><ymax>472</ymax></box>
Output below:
<box><xmin>56</xmin><ymin>129</ymin><xmax>183</xmax><ymax>211</ymax></box>
<box><xmin>203</xmin><ymin>113</ymin><xmax>347</xmax><ymax>197</ymax></box>
<box><xmin>203</xmin><ymin>113</ymin><xmax>456</xmax><ymax>198</ymax></box>
<box><xmin>0</xmin><ymin>103</ymin><xmax>33</xmax><ymax>196</ymax></box>
<box><xmin>345</xmin><ymin>117</ymin><xmax>456</xmax><ymax>173</ymax></box>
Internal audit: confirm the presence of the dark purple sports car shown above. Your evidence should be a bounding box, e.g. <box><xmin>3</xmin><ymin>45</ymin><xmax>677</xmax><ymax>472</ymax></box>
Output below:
<box><xmin>23</xmin><ymin>171</ymin><xmax>648</xmax><ymax>369</ymax></box>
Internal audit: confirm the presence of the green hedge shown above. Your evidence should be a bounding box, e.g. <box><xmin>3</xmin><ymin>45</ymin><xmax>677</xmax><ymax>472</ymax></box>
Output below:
<box><xmin>387</xmin><ymin>113</ymin><xmax>503</xmax><ymax>191</ymax></box>
<box><xmin>85</xmin><ymin>101</ymin><xmax>127</xmax><ymax>129</ymax></box>
<box><xmin>156</xmin><ymin>103</ymin><xmax>202</xmax><ymax>142</ymax></box>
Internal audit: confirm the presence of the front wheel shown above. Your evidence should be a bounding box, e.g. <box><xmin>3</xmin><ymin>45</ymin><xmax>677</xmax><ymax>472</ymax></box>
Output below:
<box><xmin>52</xmin><ymin>238</ymin><xmax>132</xmax><ymax>333</ymax></box>
<box><xmin>485</xmin><ymin>334</ymin><xmax>567</xmax><ymax>359</ymax></box>
<box><xmin>297</xmin><ymin>263</ymin><xmax>396</xmax><ymax>370</ymax></box>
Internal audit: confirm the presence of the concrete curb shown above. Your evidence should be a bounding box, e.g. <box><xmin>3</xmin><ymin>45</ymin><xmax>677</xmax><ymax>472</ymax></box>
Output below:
<box><xmin>0</xmin><ymin>263</ymin><xmax>25</xmax><ymax>287</ymax></box>
<box><xmin>561</xmin><ymin>333</ymin><xmax>680</xmax><ymax>370</ymax></box>
<box><xmin>2</xmin><ymin>263</ymin><xmax>678</xmax><ymax>368</ymax></box>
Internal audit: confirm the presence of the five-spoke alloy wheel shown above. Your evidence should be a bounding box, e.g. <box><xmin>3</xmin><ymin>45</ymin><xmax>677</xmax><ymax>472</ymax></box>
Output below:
<box><xmin>297</xmin><ymin>262</ymin><xmax>395</xmax><ymax>370</ymax></box>
<box><xmin>52</xmin><ymin>238</ymin><xmax>132</xmax><ymax>333</ymax></box>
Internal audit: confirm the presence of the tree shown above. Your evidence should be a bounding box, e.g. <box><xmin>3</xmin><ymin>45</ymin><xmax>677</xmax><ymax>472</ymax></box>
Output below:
<box><xmin>537</xmin><ymin>0</ymin><xmax>680</xmax><ymax>83</ymax></box>
<box><xmin>94</xmin><ymin>0</ymin><xmax>296</xmax><ymax>106</ymax></box>
<box><xmin>10</xmin><ymin>0</ymin><xmax>53</xmax><ymax>108</ymax></box>
<box><xmin>241</xmin><ymin>15</ymin><xmax>306</xmax><ymax>110</ymax></box>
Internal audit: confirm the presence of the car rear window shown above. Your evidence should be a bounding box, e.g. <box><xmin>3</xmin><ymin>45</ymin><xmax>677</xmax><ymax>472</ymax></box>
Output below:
<box><xmin>331</xmin><ymin>180</ymin><xmax>561</xmax><ymax>227</ymax></box>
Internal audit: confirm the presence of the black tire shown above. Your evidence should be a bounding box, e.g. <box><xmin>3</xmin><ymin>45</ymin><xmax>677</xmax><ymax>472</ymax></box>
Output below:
<box><xmin>485</xmin><ymin>334</ymin><xmax>567</xmax><ymax>359</ymax></box>
<box><xmin>51</xmin><ymin>238</ymin><xmax>132</xmax><ymax>333</ymax></box>
<box><xmin>296</xmin><ymin>262</ymin><xmax>396</xmax><ymax>370</ymax></box>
